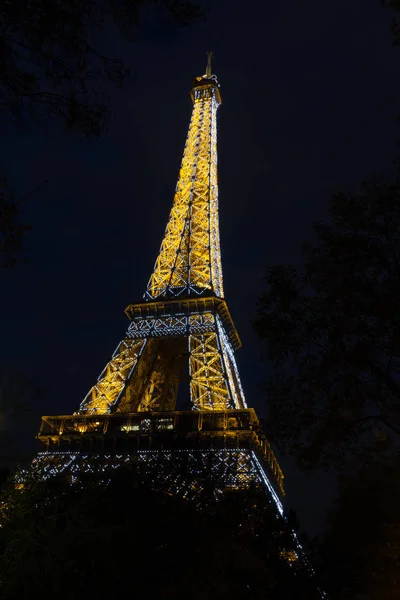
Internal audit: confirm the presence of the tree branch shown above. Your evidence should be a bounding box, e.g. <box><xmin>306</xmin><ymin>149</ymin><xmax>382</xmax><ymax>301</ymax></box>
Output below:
<box><xmin>369</xmin><ymin>361</ymin><xmax>400</xmax><ymax>401</ymax></box>
<box><xmin>382</xmin><ymin>210</ymin><xmax>400</xmax><ymax>279</ymax></box>
<box><xmin>345</xmin><ymin>414</ymin><xmax>400</xmax><ymax>437</ymax></box>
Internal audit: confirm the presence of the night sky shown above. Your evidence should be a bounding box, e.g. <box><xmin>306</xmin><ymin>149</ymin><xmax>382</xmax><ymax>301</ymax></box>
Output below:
<box><xmin>1</xmin><ymin>0</ymin><xmax>400</xmax><ymax>534</ymax></box>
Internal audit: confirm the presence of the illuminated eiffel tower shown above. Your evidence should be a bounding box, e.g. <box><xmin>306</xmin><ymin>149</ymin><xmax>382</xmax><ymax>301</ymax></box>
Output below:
<box><xmin>36</xmin><ymin>54</ymin><xmax>284</xmax><ymax>514</ymax></box>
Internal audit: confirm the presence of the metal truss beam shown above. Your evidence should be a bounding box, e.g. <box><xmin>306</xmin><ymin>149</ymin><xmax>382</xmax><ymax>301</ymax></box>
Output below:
<box><xmin>145</xmin><ymin>79</ymin><xmax>223</xmax><ymax>300</ymax></box>
<box><xmin>33</xmin><ymin>449</ymin><xmax>283</xmax><ymax>514</ymax></box>
<box><xmin>37</xmin><ymin>408</ymin><xmax>284</xmax><ymax>495</ymax></box>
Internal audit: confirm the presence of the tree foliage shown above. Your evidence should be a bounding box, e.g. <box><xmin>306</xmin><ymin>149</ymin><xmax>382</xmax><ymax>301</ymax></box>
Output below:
<box><xmin>381</xmin><ymin>0</ymin><xmax>400</xmax><ymax>44</ymax></box>
<box><xmin>0</xmin><ymin>367</ymin><xmax>43</xmax><ymax>469</ymax></box>
<box><xmin>382</xmin><ymin>0</ymin><xmax>400</xmax><ymax>10</ymax></box>
<box><xmin>0</xmin><ymin>0</ymin><xmax>203</xmax><ymax>268</ymax></box>
<box><xmin>254</xmin><ymin>171</ymin><xmax>400</xmax><ymax>469</ymax></box>
<box><xmin>0</xmin><ymin>178</ymin><xmax>31</xmax><ymax>268</ymax></box>
<box><xmin>0</xmin><ymin>0</ymin><xmax>203</xmax><ymax>138</ymax></box>
<box><xmin>0</xmin><ymin>468</ymin><xmax>321</xmax><ymax>599</ymax></box>
<box><xmin>312</xmin><ymin>457</ymin><xmax>400</xmax><ymax>600</ymax></box>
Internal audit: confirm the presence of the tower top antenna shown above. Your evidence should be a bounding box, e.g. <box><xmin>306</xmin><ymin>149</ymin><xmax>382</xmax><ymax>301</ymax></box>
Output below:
<box><xmin>206</xmin><ymin>51</ymin><xmax>213</xmax><ymax>78</ymax></box>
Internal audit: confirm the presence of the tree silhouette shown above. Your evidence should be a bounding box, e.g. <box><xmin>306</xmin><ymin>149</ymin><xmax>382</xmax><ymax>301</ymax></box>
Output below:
<box><xmin>254</xmin><ymin>169</ymin><xmax>400</xmax><ymax>597</ymax></box>
<box><xmin>314</xmin><ymin>458</ymin><xmax>400</xmax><ymax>600</ymax></box>
<box><xmin>381</xmin><ymin>0</ymin><xmax>400</xmax><ymax>45</ymax></box>
<box><xmin>254</xmin><ymin>170</ymin><xmax>400</xmax><ymax>470</ymax></box>
<box><xmin>0</xmin><ymin>468</ymin><xmax>322</xmax><ymax>599</ymax></box>
<box><xmin>0</xmin><ymin>0</ymin><xmax>203</xmax><ymax>138</ymax></box>
<box><xmin>0</xmin><ymin>0</ymin><xmax>203</xmax><ymax>267</ymax></box>
<box><xmin>0</xmin><ymin>178</ymin><xmax>30</xmax><ymax>268</ymax></box>
<box><xmin>0</xmin><ymin>366</ymin><xmax>43</xmax><ymax>469</ymax></box>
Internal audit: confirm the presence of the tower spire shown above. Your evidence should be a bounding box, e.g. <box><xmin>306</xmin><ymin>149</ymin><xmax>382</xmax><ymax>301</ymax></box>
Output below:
<box><xmin>205</xmin><ymin>51</ymin><xmax>213</xmax><ymax>78</ymax></box>
<box><xmin>145</xmin><ymin>53</ymin><xmax>222</xmax><ymax>301</ymax></box>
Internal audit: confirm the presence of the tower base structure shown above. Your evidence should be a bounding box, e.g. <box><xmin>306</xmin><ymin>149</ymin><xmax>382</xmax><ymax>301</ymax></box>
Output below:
<box><xmin>36</xmin><ymin>408</ymin><xmax>284</xmax><ymax>512</ymax></box>
<box><xmin>32</xmin><ymin>408</ymin><xmax>326</xmax><ymax>598</ymax></box>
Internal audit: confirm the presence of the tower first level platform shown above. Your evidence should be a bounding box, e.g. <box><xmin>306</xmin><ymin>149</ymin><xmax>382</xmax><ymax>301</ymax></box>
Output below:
<box><xmin>37</xmin><ymin>408</ymin><xmax>284</xmax><ymax>501</ymax></box>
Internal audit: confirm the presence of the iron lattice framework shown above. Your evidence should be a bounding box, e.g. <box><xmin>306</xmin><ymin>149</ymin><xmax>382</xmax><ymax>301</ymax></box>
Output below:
<box><xmin>145</xmin><ymin>63</ymin><xmax>223</xmax><ymax>301</ymax></box>
<box><xmin>37</xmin><ymin>409</ymin><xmax>284</xmax><ymax>499</ymax></box>
<box><xmin>74</xmin><ymin>67</ymin><xmax>246</xmax><ymax>416</ymax></box>
<box><xmin>36</xmin><ymin>56</ymin><xmax>285</xmax><ymax>511</ymax></box>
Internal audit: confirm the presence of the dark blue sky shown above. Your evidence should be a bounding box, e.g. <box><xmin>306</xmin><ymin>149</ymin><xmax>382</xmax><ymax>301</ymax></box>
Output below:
<box><xmin>1</xmin><ymin>0</ymin><xmax>399</xmax><ymax>533</ymax></box>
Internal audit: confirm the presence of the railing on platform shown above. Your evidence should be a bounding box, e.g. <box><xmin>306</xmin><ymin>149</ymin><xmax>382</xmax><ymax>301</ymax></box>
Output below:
<box><xmin>37</xmin><ymin>408</ymin><xmax>284</xmax><ymax>495</ymax></box>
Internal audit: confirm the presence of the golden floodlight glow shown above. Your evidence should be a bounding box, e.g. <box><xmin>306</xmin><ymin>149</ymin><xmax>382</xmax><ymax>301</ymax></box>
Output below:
<box><xmin>77</xmin><ymin>62</ymin><xmax>249</xmax><ymax>416</ymax></box>
<box><xmin>36</xmin><ymin>55</ymin><xmax>285</xmax><ymax>505</ymax></box>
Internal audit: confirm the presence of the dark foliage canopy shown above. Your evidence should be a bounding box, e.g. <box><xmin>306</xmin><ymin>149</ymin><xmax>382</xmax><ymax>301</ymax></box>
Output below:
<box><xmin>313</xmin><ymin>459</ymin><xmax>400</xmax><ymax>600</ymax></box>
<box><xmin>0</xmin><ymin>0</ymin><xmax>203</xmax><ymax>268</ymax></box>
<box><xmin>254</xmin><ymin>171</ymin><xmax>400</xmax><ymax>470</ymax></box>
<box><xmin>0</xmin><ymin>178</ymin><xmax>31</xmax><ymax>268</ymax></box>
<box><xmin>382</xmin><ymin>0</ymin><xmax>400</xmax><ymax>45</ymax></box>
<box><xmin>0</xmin><ymin>0</ymin><xmax>203</xmax><ymax>137</ymax></box>
<box><xmin>0</xmin><ymin>468</ymin><xmax>321</xmax><ymax>599</ymax></box>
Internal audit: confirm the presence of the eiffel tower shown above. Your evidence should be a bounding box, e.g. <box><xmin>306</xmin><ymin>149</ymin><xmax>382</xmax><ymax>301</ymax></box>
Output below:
<box><xmin>36</xmin><ymin>54</ymin><xmax>284</xmax><ymax>514</ymax></box>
